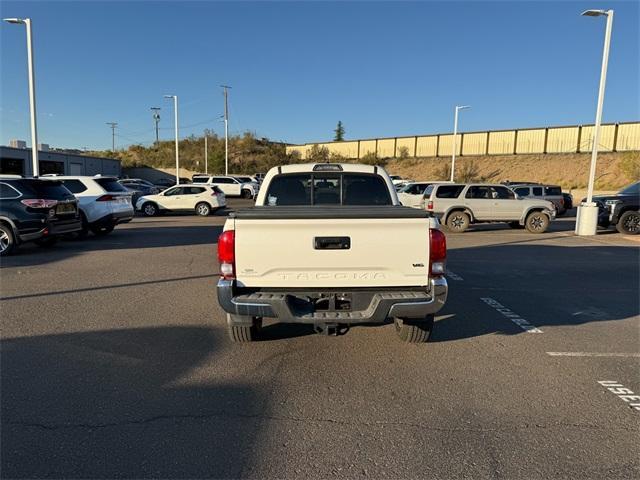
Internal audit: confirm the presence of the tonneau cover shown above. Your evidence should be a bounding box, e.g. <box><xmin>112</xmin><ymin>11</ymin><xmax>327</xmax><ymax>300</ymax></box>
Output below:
<box><xmin>230</xmin><ymin>205</ymin><xmax>430</xmax><ymax>220</ymax></box>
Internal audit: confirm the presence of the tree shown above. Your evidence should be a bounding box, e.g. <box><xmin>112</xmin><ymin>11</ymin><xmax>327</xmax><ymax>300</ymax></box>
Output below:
<box><xmin>333</xmin><ymin>121</ymin><xmax>345</xmax><ymax>142</ymax></box>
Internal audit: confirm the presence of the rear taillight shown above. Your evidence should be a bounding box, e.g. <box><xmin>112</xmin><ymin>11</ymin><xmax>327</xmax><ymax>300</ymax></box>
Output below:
<box><xmin>21</xmin><ymin>199</ymin><xmax>58</xmax><ymax>208</ymax></box>
<box><xmin>427</xmin><ymin>201</ymin><xmax>434</xmax><ymax>211</ymax></box>
<box><xmin>96</xmin><ymin>194</ymin><xmax>115</xmax><ymax>201</ymax></box>
<box><xmin>217</xmin><ymin>230</ymin><xmax>235</xmax><ymax>279</ymax></box>
<box><xmin>429</xmin><ymin>229</ymin><xmax>447</xmax><ymax>277</ymax></box>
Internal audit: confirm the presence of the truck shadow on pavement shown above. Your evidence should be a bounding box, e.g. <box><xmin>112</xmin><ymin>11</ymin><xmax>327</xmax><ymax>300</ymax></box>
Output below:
<box><xmin>431</xmin><ymin>243</ymin><xmax>640</xmax><ymax>342</ymax></box>
<box><xmin>1</xmin><ymin>326</ymin><xmax>266</xmax><ymax>479</ymax></box>
<box><xmin>0</xmin><ymin>224</ymin><xmax>224</xmax><ymax>269</ymax></box>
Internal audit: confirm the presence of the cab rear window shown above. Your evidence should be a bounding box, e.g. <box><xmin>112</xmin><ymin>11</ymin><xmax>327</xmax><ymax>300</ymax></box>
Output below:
<box><xmin>544</xmin><ymin>186</ymin><xmax>562</xmax><ymax>195</ymax></box>
<box><xmin>265</xmin><ymin>173</ymin><xmax>391</xmax><ymax>206</ymax></box>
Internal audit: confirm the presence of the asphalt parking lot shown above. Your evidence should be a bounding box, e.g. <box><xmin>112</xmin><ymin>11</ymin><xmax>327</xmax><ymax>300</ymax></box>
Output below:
<box><xmin>1</xmin><ymin>200</ymin><xmax>639</xmax><ymax>479</ymax></box>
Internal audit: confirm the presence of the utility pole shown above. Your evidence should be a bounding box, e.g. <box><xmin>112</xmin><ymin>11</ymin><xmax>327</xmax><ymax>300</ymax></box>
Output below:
<box><xmin>150</xmin><ymin>107</ymin><xmax>161</xmax><ymax>144</ymax></box>
<box><xmin>204</xmin><ymin>132</ymin><xmax>208</xmax><ymax>174</ymax></box>
<box><xmin>106</xmin><ymin>122</ymin><xmax>117</xmax><ymax>152</ymax></box>
<box><xmin>221</xmin><ymin>85</ymin><xmax>231</xmax><ymax>175</ymax></box>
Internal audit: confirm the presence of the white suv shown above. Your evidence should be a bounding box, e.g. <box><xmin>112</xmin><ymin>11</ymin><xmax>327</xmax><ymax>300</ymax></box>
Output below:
<box><xmin>135</xmin><ymin>184</ymin><xmax>226</xmax><ymax>216</ymax></box>
<box><xmin>191</xmin><ymin>175</ymin><xmax>259</xmax><ymax>198</ymax></box>
<box><xmin>43</xmin><ymin>175</ymin><xmax>134</xmax><ymax>235</ymax></box>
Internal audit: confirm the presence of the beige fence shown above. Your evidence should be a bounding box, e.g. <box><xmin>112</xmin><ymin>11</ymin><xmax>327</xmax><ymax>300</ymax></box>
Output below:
<box><xmin>286</xmin><ymin>121</ymin><xmax>640</xmax><ymax>160</ymax></box>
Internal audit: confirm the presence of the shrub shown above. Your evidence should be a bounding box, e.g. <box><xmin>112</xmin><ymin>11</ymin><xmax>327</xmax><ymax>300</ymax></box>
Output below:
<box><xmin>620</xmin><ymin>152</ymin><xmax>640</xmax><ymax>181</ymax></box>
<box><xmin>307</xmin><ymin>144</ymin><xmax>330</xmax><ymax>163</ymax></box>
<box><xmin>360</xmin><ymin>152</ymin><xmax>387</xmax><ymax>166</ymax></box>
<box><xmin>397</xmin><ymin>146</ymin><xmax>410</xmax><ymax>161</ymax></box>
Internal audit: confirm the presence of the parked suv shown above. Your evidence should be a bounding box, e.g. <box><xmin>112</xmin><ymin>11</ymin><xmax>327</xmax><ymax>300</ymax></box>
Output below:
<box><xmin>511</xmin><ymin>184</ymin><xmax>566</xmax><ymax>215</ymax></box>
<box><xmin>191</xmin><ymin>175</ymin><xmax>259</xmax><ymax>198</ymax></box>
<box><xmin>0</xmin><ymin>177</ymin><xmax>82</xmax><ymax>255</ymax></box>
<box><xmin>136</xmin><ymin>184</ymin><xmax>226</xmax><ymax>216</ymax></box>
<box><xmin>43</xmin><ymin>175</ymin><xmax>134</xmax><ymax>236</ymax></box>
<box><xmin>589</xmin><ymin>181</ymin><xmax>640</xmax><ymax>234</ymax></box>
<box><xmin>424</xmin><ymin>183</ymin><xmax>556</xmax><ymax>233</ymax></box>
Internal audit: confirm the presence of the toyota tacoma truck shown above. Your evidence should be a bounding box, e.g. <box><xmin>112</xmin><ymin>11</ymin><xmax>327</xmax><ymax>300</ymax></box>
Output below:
<box><xmin>216</xmin><ymin>163</ymin><xmax>448</xmax><ymax>343</ymax></box>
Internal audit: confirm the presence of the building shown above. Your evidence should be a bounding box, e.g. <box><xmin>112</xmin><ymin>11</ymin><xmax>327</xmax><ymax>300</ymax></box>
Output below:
<box><xmin>0</xmin><ymin>146</ymin><xmax>122</xmax><ymax>177</ymax></box>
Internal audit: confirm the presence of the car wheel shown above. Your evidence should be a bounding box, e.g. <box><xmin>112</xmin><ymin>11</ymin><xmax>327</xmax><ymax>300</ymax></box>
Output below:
<box><xmin>142</xmin><ymin>202</ymin><xmax>158</xmax><ymax>216</ymax></box>
<box><xmin>241</xmin><ymin>189</ymin><xmax>253</xmax><ymax>199</ymax></box>
<box><xmin>90</xmin><ymin>224</ymin><xmax>115</xmax><ymax>236</ymax></box>
<box><xmin>195</xmin><ymin>202</ymin><xmax>211</xmax><ymax>216</ymax></box>
<box><xmin>34</xmin><ymin>237</ymin><xmax>58</xmax><ymax>247</ymax></box>
<box><xmin>394</xmin><ymin>315</ymin><xmax>434</xmax><ymax>343</ymax></box>
<box><xmin>525</xmin><ymin>211</ymin><xmax>549</xmax><ymax>233</ymax></box>
<box><xmin>0</xmin><ymin>223</ymin><xmax>16</xmax><ymax>256</ymax></box>
<box><xmin>616</xmin><ymin>211</ymin><xmax>640</xmax><ymax>235</ymax></box>
<box><xmin>227</xmin><ymin>314</ymin><xmax>261</xmax><ymax>342</ymax></box>
<box><xmin>445</xmin><ymin>211</ymin><xmax>470</xmax><ymax>233</ymax></box>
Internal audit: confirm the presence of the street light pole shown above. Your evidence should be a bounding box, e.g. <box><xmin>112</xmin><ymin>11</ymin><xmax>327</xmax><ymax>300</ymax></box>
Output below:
<box><xmin>221</xmin><ymin>85</ymin><xmax>231</xmax><ymax>175</ymax></box>
<box><xmin>164</xmin><ymin>95</ymin><xmax>180</xmax><ymax>185</ymax></box>
<box><xmin>576</xmin><ymin>9</ymin><xmax>614</xmax><ymax>236</ymax></box>
<box><xmin>4</xmin><ymin>17</ymin><xmax>39</xmax><ymax>176</ymax></box>
<box><xmin>204</xmin><ymin>132</ymin><xmax>208</xmax><ymax>174</ymax></box>
<box><xmin>450</xmin><ymin>105</ymin><xmax>470</xmax><ymax>182</ymax></box>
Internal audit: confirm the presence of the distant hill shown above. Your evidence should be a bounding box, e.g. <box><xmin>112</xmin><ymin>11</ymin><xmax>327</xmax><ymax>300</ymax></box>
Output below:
<box><xmin>87</xmin><ymin>132</ymin><xmax>299</xmax><ymax>174</ymax></box>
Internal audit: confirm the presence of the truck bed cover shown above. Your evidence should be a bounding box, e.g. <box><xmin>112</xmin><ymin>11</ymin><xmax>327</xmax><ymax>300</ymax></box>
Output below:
<box><xmin>230</xmin><ymin>205</ymin><xmax>430</xmax><ymax>220</ymax></box>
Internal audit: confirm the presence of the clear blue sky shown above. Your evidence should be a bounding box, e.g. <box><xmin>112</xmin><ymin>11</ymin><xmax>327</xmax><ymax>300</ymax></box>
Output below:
<box><xmin>1</xmin><ymin>1</ymin><xmax>638</xmax><ymax>151</ymax></box>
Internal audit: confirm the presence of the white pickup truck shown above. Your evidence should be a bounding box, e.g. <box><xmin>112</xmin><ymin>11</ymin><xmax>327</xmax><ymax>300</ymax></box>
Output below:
<box><xmin>216</xmin><ymin>163</ymin><xmax>448</xmax><ymax>343</ymax></box>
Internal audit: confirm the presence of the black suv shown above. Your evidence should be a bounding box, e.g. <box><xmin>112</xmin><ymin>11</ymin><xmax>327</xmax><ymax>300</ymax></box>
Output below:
<box><xmin>590</xmin><ymin>181</ymin><xmax>640</xmax><ymax>234</ymax></box>
<box><xmin>0</xmin><ymin>177</ymin><xmax>82</xmax><ymax>256</ymax></box>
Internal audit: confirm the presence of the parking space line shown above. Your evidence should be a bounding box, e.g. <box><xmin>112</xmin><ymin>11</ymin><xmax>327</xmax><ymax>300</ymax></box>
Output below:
<box><xmin>547</xmin><ymin>352</ymin><xmax>640</xmax><ymax>358</ymax></box>
<box><xmin>598</xmin><ymin>381</ymin><xmax>640</xmax><ymax>412</ymax></box>
<box><xmin>480</xmin><ymin>297</ymin><xmax>543</xmax><ymax>333</ymax></box>
<box><xmin>446</xmin><ymin>270</ymin><xmax>464</xmax><ymax>281</ymax></box>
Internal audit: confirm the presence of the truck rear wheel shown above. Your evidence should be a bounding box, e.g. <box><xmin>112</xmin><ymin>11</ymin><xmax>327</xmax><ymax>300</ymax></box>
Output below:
<box><xmin>394</xmin><ymin>315</ymin><xmax>434</xmax><ymax>343</ymax></box>
<box><xmin>227</xmin><ymin>314</ymin><xmax>261</xmax><ymax>342</ymax></box>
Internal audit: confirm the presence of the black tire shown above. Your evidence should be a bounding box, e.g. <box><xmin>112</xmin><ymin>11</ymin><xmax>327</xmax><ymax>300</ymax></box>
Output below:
<box><xmin>394</xmin><ymin>315</ymin><xmax>434</xmax><ymax>343</ymax></box>
<box><xmin>445</xmin><ymin>211</ymin><xmax>470</xmax><ymax>233</ymax></box>
<box><xmin>227</xmin><ymin>314</ymin><xmax>261</xmax><ymax>342</ymax></box>
<box><xmin>0</xmin><ymin>223</ymin><xmax>16</xmax><ymax>257</ymax></box>
<box><xmin>525</xmin><ymin>211</ymin><xmax>550</xmax><ymax>233</ymax></box>
<box><xmin>241</xmin><ymin>189</ymin><xmax>253</xmax><ymax>199</ymax></box>
<box><xmin>195</xmin><ymin>202</ymin><xmax>211</xmax><ymax>216</ymax></box>
<box><xmin>508</xmin><ymin>221</ymin><xmax>524</xmax><ymax>229</ymax></box>
<box><xmin>34</xmin><ymin>237</ymin><xmax>58</xmax><ymax>247</ymax></box>
<box><xmin>90</xmin><ymin>224</ymin><xmax>115</xmax><ymax>236</ymax></box>
<box><xmin>142</xmin><ymin>202</ymin><xmax>158</xmax><ymax>217</ymax></box>
<box><xmin>616</xmin><ymin>211</ymin><xmax>640</xmax><ymax>235</ymax></box>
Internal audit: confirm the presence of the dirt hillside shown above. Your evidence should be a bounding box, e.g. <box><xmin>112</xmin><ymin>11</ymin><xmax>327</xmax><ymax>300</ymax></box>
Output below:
<box><xmin>385</xmin><ymin>151</ymin><xmax>639</xmax><ymax>190</ymax></box>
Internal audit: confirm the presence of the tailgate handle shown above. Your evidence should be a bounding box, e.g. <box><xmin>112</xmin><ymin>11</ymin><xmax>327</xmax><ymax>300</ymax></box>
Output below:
<box><xmin>314</xmin><ymin>236</ymin><xmax>350</xmax><ymax>250</ymax></box>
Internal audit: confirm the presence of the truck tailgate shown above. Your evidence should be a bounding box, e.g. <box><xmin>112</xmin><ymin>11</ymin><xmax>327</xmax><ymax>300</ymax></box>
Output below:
<box><xmin>232</xmin><ymin>207</ymin><xmax>430</xmax><ymax>288</ymax></box>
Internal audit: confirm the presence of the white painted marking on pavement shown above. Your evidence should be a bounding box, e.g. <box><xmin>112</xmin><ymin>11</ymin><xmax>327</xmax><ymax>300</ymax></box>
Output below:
<box><xmin>598</xmin><ymin>381</ymin><xmax>640</xmax><ymax>412</ymax></box>
<box><xmin>480</xmin><ymin>297</ymin><xmax>543</xmax><ymax>333</ymax></box>
<box><xmin>446</xmin><ymin>270</ymin><xmax>464</xmax><ymax>281</ymax></box>
<box><xmin>547</xmin><ymin>352</ymin><xmax>640</xmax><ymax>358</ymax></box>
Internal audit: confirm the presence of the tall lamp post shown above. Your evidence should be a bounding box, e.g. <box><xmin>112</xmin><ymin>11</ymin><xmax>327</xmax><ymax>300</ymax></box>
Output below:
<box><xmin>221</xmin><ymin>85</ymin><xmax>231</xmax><ymax>175</ymax></box>
<box><xmin>576</xmin><ymin>9</ymin><xmax>614</xmax><ymax>236</ymax></box>
<box><xmin>3</xmin><ymin>18</ymin><xmax>39</xmax><ymax>176</ymax></box>
<box><xmin>450</xmin><ymin>105</ymin><xmax>470</xmax><ymax>182</ymax></box>
<box><xmin>164</xmin><ymin>95</ymin><xmax>180</xmax><ymax>185</ymax></box>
